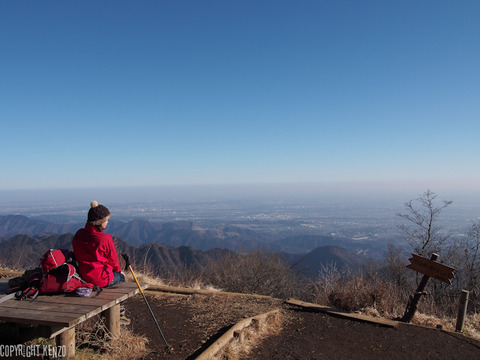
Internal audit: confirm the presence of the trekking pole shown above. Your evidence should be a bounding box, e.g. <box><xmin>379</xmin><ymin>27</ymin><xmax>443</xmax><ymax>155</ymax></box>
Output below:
<box><xmin>122</xmin><ymin>254</ymin><xmax>173</xmax><ymax>353</ymax></box>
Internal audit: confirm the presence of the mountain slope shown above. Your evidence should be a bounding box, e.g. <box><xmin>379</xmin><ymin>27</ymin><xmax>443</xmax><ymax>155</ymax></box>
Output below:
<box><xmin>110</xmin><ymin>220</ymin><xmax>269</xmax><ymax>250</ymax></box>
<box><xmin>275</xmin><ymin>234</ymin><xmax>386</xmax><ymax>258</ymax></box>
<box><xmin>0</xmin><ymin>232</ymin><xmax>366</xmax><ymax>281</ymax></box>
<box><xmin>0</xmin><ymin>215</ymin><xmax>384</xmax><ymax>259</ymax></box>
<box><xmin>0</xmin><ymin>233</ymin><xmax>232</xmax><ymax>273</ymax></box>
<box><xmin>0</xmin><ymin>215</ymin><xmax>79</xmax><ymax>238</ymax></box>
<box><xmin>0</xmin><ymin>233</ymin><xmax>75</xmax><ymax>268</ymax></box>
<box><xmin>292</xmin><ymin>245</ymin><xmax>368</xmax><ymax>277</ymax></box>
<box><xmin>0</xmin><ymin>215</ymin><xmax>270</xmax><ymax>251</ymax></box>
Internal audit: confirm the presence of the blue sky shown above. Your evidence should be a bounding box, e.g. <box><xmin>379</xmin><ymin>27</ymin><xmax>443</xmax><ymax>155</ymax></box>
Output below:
<box><xmin>1</xmin><ymin>0</ymin><xmax>479</xmax><ymax>192</ymax></box>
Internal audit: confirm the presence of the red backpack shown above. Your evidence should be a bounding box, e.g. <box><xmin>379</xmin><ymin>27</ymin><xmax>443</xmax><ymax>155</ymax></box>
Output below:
<box><xmin>41</xmin><ymin>249</ymin><xmax>71</xmax><ymax>273</ymax></box>
<box><xmin>38</xmin><ymin>249</ymin><xmax>93</xmax><ymax>295</ymax></box>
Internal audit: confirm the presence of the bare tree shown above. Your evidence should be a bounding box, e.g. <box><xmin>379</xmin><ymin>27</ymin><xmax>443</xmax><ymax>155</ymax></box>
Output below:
<box><xmin>396</xmin><ymin>190</ymin><xmax>452</xmax><ymax>257</ymax></box>
<box><xmin>382</xmin><ymin>243</ymin><xmax>411</xmax><ymax>290</ymax></box>
<box><xmin>457</xmin><ymin>220</ymin><xmax>480</xmax><ymax>296</ymax></box>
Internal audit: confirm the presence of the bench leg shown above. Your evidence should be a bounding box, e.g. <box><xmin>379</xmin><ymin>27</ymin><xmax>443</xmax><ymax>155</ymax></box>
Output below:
<box><xmin>55</xmin><ymin>327</ymin><xmax>75</xmax><ymax>358</ymax></box>
<box><xmin>105</xmin><ymin>303</ymin><xmax>120</xmax><ymax>338</ymax></box>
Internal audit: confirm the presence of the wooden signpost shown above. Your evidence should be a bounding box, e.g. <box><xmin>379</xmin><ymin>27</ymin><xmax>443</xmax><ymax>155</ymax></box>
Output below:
<box><xmin>406</xmin><ymin>253</ymin><xmax>455</xmax><ymax>284</ymax></box>
<box><xmin>401</xmin><ymin>253</ymin><xmax>455</xmax><ymax>323</ymax></box>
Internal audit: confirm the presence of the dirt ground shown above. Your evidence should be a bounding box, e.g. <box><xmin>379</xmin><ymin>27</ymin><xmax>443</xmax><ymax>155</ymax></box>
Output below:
<box><xmin>125</xmin><ymin>291</ymin><xmax>480</xmax><ymax>360</ymax></box>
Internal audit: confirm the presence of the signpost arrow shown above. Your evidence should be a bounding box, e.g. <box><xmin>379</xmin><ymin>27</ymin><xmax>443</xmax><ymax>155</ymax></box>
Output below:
<box><xmin>406</xmin><ymin>253</ymin><xmax>455</xmax><ymax>284</ymax></box>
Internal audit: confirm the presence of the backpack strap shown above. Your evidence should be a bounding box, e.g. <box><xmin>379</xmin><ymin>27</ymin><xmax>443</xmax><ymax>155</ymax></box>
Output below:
<box><xmin>15</xmin><ymin>271</ymin><xmax>41</xmax><ymax>301</ymax></box>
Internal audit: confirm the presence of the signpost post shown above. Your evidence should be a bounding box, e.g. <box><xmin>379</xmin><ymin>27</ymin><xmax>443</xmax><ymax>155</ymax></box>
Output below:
<box><xmin>401</xmin><ymin>253</ymin><xmax>455</xmax><ymax>323</ymax></box>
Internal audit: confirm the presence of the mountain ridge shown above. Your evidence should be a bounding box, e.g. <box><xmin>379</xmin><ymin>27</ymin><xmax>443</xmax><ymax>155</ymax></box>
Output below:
<box><xmin>0</xmin><ymin>231</ymin><xmax>367</xmax><ymax>279</ymax></box>
<box><xmin>0</xmin><ymin>215</ymin><xmax>380</xmax><ymax>257</ymax></box>
<box><xmin>0</xmin><ymin>214</ymin><xmax>370</xmax><ymax>277</ymax></box>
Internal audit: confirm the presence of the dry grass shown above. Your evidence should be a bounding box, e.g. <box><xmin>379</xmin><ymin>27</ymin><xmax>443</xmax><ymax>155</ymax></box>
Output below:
<box><xmin>464</xmin><ymin>313</ymin><xmax>480</xmax><ymax>341</ymax></box>
<box><xmin>0</xmin><ymin>265</ymin><xmax>23</xmax><ymax>279</ymax></box>
<box><xmin>75</xmin><ymin>315</ymin><xmax>149</xmax><ymax>360</ymax></box>
<box><xmin>202</xmin><ymin>250</ymin><xmax>299</xmax><ymax>298</ymax></box>
<box><xmin>307</xmin><ymin>265</ymin><xmax>480</xmax><ymax>343</ymax></box>
<box><xmin>124</xmin><ymin>270</ymin><xmax>165</xmax><ymax>287</ymax></box>
<box><xmin>0</xmin><ymin>255</ymin><xmax>31</xmax><ymax>273</ymax></box>
<box><xmin>17</xmin><ymin>318</ymin><xmax>148</xmax><ymax>360</ymax></box>
<box><xmin>125</xmin><ymin>268</ymin><xmax>222</xmax><ymax>293</ymax></box>
<box><xmin>410</xmin><ymin>312</ymin><xmax>480</xmax><ymax>341</ymax></box>
<box><xmin>214</xmin><ymin>310</ymin><xmax>284</xmax><ymax>360</ymax></box>
<box><xmin>312</xmin><ymin>266</ymin><xmax>407</xmax><ymax>317</ymax></box>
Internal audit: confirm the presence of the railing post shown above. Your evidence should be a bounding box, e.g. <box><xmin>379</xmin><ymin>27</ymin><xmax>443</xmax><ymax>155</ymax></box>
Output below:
<box><xmin>455</xmin><ymin>290</ymin><xmax>469</xmax><ymax>333</ymax></box>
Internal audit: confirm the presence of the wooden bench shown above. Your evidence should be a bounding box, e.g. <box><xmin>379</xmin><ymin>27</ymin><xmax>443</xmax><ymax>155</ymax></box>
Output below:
<box><xmin>0</xmin><ymin>281</ymin><xmax>147</xmax><ymax>358</ymax></box>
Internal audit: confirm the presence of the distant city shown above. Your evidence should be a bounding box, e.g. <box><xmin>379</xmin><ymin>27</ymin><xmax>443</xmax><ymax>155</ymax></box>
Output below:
<box><xmin>2</xmin><ymin>185</ymin><xmax>479</xmax><ymax>251</ymax></box>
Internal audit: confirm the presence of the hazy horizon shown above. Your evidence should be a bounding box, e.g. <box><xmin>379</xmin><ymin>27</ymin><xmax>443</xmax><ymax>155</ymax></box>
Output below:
<box><xmin>1</xmin><ymin>183</ymin><xmax>479</xmax><ymax>226</ymax></box>
<box><xmin>2</xmin><ymin>180</ymin><xmax>480</xmax><ymax>201</ymax></box>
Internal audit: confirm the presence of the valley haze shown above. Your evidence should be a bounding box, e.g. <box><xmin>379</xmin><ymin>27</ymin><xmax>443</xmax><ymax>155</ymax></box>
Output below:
<box><xmin>1</xmin><ymin>184</ymin><xmax>479</xmax><ymax>261</ymax></box>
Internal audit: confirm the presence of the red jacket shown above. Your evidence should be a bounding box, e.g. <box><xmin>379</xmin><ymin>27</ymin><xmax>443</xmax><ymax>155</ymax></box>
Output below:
<box><xmin>72</xmin><ymin>223</ymin><xmax>122</xmax><ymax>287</ymax></box>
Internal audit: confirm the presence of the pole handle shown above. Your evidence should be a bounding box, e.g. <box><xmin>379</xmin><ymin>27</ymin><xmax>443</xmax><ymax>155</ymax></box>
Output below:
<box><xmin>129</xmin><ymin>265</ymin><xmax>144</xmax><ymax>294</ymax></box>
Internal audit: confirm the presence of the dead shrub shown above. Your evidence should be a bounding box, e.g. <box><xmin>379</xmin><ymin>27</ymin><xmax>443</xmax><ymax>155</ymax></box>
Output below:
<box><xmin>312</xmin><ymin>265</ymin><xmax>407</xmax><ymax>317</ymax></box>
<box><xmin>203</xmin><ymin>249</ymin><xmax>299</xmax><ymax>298</ymax></box>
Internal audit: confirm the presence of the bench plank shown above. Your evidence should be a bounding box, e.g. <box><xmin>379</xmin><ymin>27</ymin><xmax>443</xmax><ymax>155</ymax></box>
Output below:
<box><xmin>0</xmin><ymin>295</ymin><xmax>116</xmax><ymax>316</ymax></box>
<box><xmin>100</xmin><ymin>283</ymin><xmax>140</xmax><ymax>291</ymax></box>
<box><xmin>30</xmin><ymin>296</ymin><xmax>117</xmax><ymax>308</ymax></box>
<box><xmin>0</xmin><ymin>300</ymin><xmax>97</xmax><ymax>314</ymax></box>
<box><xmin>0</xmin><ymin>282</ymin><xmax>147</xmax><ymax>328</ymax></box>
<box><xmin>0</xmin><ymin>307</ymin><xmax>82</xmax><ymax>327</ymax></box>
